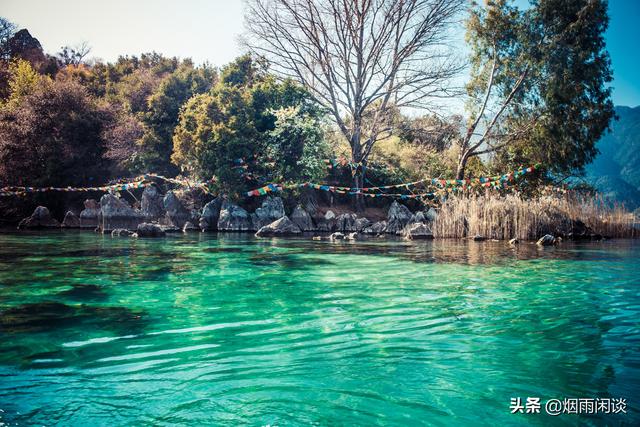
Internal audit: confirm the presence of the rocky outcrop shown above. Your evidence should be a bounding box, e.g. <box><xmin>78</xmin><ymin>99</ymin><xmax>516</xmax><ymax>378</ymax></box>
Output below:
<box><xmin>386</xmin><ymin>201</ymin><xmax>413</xmax><ymax>234</ymax></box>
<box><xmin>163</xmin><ymin>191</ymin><xmax>190</xmax><ymax>228</ymax></box>
<box><xmin>335</xmin><ymin>213</ymin><xmax>358</xmax><ymax>232</ymax></box>
<box><xmin>61</xmin><ymin>211</ymin><xmax>80</xmax><ymax>228</ymax></box>
<box><xmin>251</xmin><ymin>197</ymin><xmax>285</xmax><ymax>230</ymax></box>
<box><xmin>536</xmin><ymin>234</ymin><xmax>556</xmax><ymax>246</ymax></box>
<box><xmin>354</xmin><ymin>217</ymin><xmax>371</xmax><ymax>232</ymax></box>
<box><xmin>199</xmin><ymin>198</ymin><xmax>223</xmax><ymax>231</ymax></box>
<box><xmin>217</xmin><ymin>201</ymin><xmax>252</xmax><ymax>231</ymax></box>
<box><xmin>316</xmin><ymin>210</ymin><xmax>337</xmax><ymax>232</ymax></box>
<box><xmin>425</xmin><ymin>207</ymin><xmax>438</xmax><ymax>222</ymax></box>
<box><xmin>363</xmin><ymin>220</ymin><xmax>387</xmax><ymax>235</ymax></box>
<box><xmin>111</xmin><ymin>229</ymin><xmax>134</xmax><ymax>237</ymax></box>
<box><xmin>290</xmin><ymin>205</ymin><xmax>315</xmax><ymax>231</ymax></box>
<box><xmin>79</xmin><ymin>199</ymin><xmax>100</xmax><ymax>228</ymax></box>
<box><xmin>99</xmin><ymin>194</ymin><xmax>143</xmax><ymax>232</ymax></box>
<box><xmin>135</xmin><ymin>222</ymin><xmax>166</xmax><ymax>238</ymax></box>
<box><xmin>255</xmin><ymin>216</ymin><xmax>302</xmax><ymax>237</ymax></box>
<box><xmin>403</xmin><ymin>222</ymin><xmax>434</xmax><ymax>240</ymax></box>
<box><xmin>17</xmin><ymin>206</ymin><xmax>60</xmax><ymax>229</ymax></box>
<box><xmin>140</xmin><ymin>186</ymin><xmax>164</xmax><ymax>220</ymax></box>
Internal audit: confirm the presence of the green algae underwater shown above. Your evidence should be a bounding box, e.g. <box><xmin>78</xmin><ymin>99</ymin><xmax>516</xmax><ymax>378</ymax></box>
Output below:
<box><xmin>0</xmin><ymin>231</ymin><xmax>638</xmax><ymax>426</ymax></box>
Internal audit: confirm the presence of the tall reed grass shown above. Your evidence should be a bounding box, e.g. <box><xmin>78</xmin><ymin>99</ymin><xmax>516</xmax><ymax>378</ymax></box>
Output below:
<box><xmin>433</xmin><ymin>193</ymin><xmax>637</xmax><ymax>240</ymax></box>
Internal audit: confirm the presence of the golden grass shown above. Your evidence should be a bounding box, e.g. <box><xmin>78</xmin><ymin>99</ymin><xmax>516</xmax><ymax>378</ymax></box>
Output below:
<box><xmin>433</xmin><ymin>192</ymin><xmax>637</xmax><ymax>240</ymax></box>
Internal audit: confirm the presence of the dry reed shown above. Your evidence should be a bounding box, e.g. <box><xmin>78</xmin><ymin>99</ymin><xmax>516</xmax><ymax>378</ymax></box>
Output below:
<box><xmin>433</xmin><ymin>193</ymin><xmax>637</xmax><ymax>240</ymax></box>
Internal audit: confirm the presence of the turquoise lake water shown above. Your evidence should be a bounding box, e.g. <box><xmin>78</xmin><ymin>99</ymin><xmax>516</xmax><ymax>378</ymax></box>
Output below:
<box><xmin>0</xmin><ymin>231</ymin><xmax>638</xmax><ymax>426</ymax></box>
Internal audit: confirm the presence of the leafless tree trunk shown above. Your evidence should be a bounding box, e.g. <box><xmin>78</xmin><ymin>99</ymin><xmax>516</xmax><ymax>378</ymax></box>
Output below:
<box><xmin>244</xmin><ymin>0</ymin><xmax>464</xmax><ymax>209</ymax></box>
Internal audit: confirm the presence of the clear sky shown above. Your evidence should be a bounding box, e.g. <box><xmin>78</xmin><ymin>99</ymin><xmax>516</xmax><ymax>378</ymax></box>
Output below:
<box><xmin>2</xmin><ymin>0</ymin><xmax>639</xmax><ymax>107</ymax></box>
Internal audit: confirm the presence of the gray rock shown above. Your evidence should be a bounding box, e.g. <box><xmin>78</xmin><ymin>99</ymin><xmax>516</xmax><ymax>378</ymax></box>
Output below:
<box><xmin>183</xmin><ymin>221</ymin><xmax>198</xmax><ymax>232</ymax></box>
<box><xmin>412</xmin><ymin>211</ymin><xmax>426</xmax><ymax>223</ymax></box>
<box><xmin>159</xmin><ymin>225</ymin><xmax>181</xmax><ymax>233</ymax></box>
<box><xmin>199</xmin><ymin>198</ymin><xmax>223</xmax><ymax>231</ymax></box>
<box><xmin>330</xmin><ymin>232</ymin><xmax>345</xmax><ymax>240</ymax></box>
<box><xmin>403</xmin><ymin>222</ymin><xmax>434</xmax><ymax>240</ymax></box>
<box><xmin>472</xmin><ymin>235</ymin><xmax>486</xmax><ymax>241</ymax></box>
<box><xmin>255</xmin><ymin>216</ymin><xmax>302</xmax><ymax>237</ymax></box>
<box><xmin>509</xmin><ymin>238</ymin><xmax>519</xmax><ymax>245</ymax></box>
<box><xmin>251</xmin><ymin>197</ymin><xmax>285</xmax><ymax>230</ymax></box>
<box><xmin>79</xmin><ymin>199</ymin><xmax>100</xmax><ymax>228</ymax></box>
<box><xmin>363</xmin><ymin>220</ymin><xmax>387</xmax><ymax>235</ymax></box>
<box><xmin>99</xmin><ymin>194</ymin><xmax>143</xmax><ymax>232</ymax></box>
<box><xmin>136</xmin><ymin>222</ymin><xmax>166</xmax><ymax>238</ymax></box>
<box><xmin>61</xmin><ymin>211</ymin><xmax>80</xmax><ymax>228</ymax></box>
<box><xmin>315</xmin><ymin>210</ymin><xmax>337</xmax><ymax>232</ymax></box>
<box><xmin>335</xmin><ymin>213</ymin><xmax>358</xmax><ymax>232</ymax></box>
<box><xmin>111</xmin><ymin>229</ymin><xmax>134</xmax><ymax>237</ymax></box>
<box><xmin>163</xmin><ymin>191</ymin><xmax>190</xmax><ymax>228</ymax></box>
<box><xmin>386</xmin><ymin>201</ymin><xmax>413</xmax><ymax>233</ymax></box>
<box><xmin>324</xmin><ymin>210</ymin><xmax>336</xmax><ymax>220</ymax></box>
<box><xmin>354</xmin><ymin>217</ymin><xmax>371</xmax><ymax>232</ymax></box>
<box><xmin>218</xmin><ymin>201</ymin><xmax>252</xmax><ymax>231</ymax></box>
<box><xmin>425</xmin><ymin>207</ymin><xmax>438</xmax><ymax>222</ymax></box>
<box><xmin>17</xmin><ymin>206</ymin><xmax>60</xmax><ymax>229</ymax></box>
<box><xmin>345</xmin><ymin>232</ymin><xmax>358</xmax><ymax>240</ymax></box>
<box><xmin>141</xmin><ymin>185</ymin><xmax>164</xmax><ymax>220</ymax></box>
<box><xmin>537</xmin><ymin>234</ymin><xmax>556</xmax><ymax>246</ymax></box>
<box><xmin>290</xmin><ymin>205</ymin><xmax>314</xmax><ymax>231</ymax></box>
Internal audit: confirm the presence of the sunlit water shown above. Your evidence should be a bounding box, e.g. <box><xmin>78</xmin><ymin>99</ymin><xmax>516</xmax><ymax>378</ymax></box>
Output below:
<box><xmin>0</xmin><ymin>231</ymin><xmax>638</xmax><ymax>426</ymax></box>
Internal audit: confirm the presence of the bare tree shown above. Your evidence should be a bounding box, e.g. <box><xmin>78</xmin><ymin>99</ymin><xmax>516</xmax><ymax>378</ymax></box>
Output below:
<box><xmin>244</xmin><ymin>0</ymin><xmax>464</xmax><ymax>205</ymax></box>
<box><xmin>58</xmin><ymin>41</ymin><xmax>92</xmax><ymax>66</ymax></box>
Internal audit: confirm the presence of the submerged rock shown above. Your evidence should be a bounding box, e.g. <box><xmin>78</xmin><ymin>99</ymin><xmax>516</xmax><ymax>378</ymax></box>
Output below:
<box><xmin>251</xmin><ymin>197</ymin><xmax>285</xmax><ymax>230</ymax></box>
<box><xmin>290</xmin><ymin>205</ymin><xmax>315</xmax><ymax>231</ymax></box>
<box><xmin>255</xmin><ymin>216</ymin><xmax>302</xmax><ymax>237</ymax></box>
<box><xmin>363</xmin><ymin>220</ymin><xmax>387</xmax><ymax>235</ymax></box>
<box><xmin>135</xmin><ymin>222</ymin><xmax>166</xmax><ymax>238</ymax></box>
<box><xmin>403</xmin><ymin>223</ymin><xmax>434</xmax><ymax>240</ymax></box>
<box><xmin>99</xmin><ymin>194</ymin><xmax>142</xmax><ymax>232</ymax></box>
<box><xmin>141</xmin><ymin>185</ymin><xmax>164</xmax><ymax>220</ymax></box>
<box><xmin>386</xmin><ymin>201</ymin><xmax>413</xmax><ymax>234</ymax></box>
<box><xmin>79</xmin><ymin>199</ymin><xmax>100</xmax><ymax>228</ymax></box>
<box><xmin>536</xmin><ymin>234</ymin><xmax>556</xmax><ymax>246</ymax></box>
<box><xmin>111</xmin><ymin>228</ymin><xmax>134</xmax><ymax>237</ymax></box>
<box><xmin>199</xmin><ymin>197</ymin><xmax>223</xmax><ymax>231</ymax></box>
<box><xmin>330</xmin><ymin>232</ymin><xmax>345</xmax><ymax>241</ymax></box>
<box><xmin>18</xmin><ymin>206</ymin><xmax>60</xmax><ymax>229</ymax></box>
<box><xmin>61</xmin><ymin>211</ymin><xmax>80</xmax><ymax>228</ymax></box>
<box><xmin>472</xmin><ymin>235</ymin><xmax>487</xmax><ymax>242</ymax></box>
<box><xmin>163</xmin><ymin>191</ymin><xmax>190</xmax><ymax>228</ymax></box>
<box><xmin>218</xmin><ymin>201</ymin><xmax>252</xmax><ymax>231</ymax></box>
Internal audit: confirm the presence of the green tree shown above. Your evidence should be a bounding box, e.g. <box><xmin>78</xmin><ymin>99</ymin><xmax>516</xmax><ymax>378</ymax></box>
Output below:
<box><xmin>457</xmin><ymin>0</ymin><xmax>615</xmax><ymax>179</ymax></box>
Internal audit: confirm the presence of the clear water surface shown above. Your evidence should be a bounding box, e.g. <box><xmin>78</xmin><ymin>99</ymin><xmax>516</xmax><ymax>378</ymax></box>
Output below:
<box><xmin>0</xmin><ymin>231</ymin><xmax>638</xmax><ymax>426</ymax></box>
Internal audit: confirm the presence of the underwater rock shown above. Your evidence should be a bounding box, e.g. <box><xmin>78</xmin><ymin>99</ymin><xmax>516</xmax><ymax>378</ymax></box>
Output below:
<box><xmin>218</xmin><ymin>201</ymin><xmax>252</xmax><ymax>231</ymax></box>
<box><xmin>79</xmin><ymin>199</ymin><xmax>100</xmax><ymax>228</ymax></box>
<box><xmin>199</xmin><ymin>197</ymin><xmax>223</xmax><ymax>231</ymax></box>
<box><xmin>99</xmin><ymin>194</ymin><xmax>143</xmax><ymax>232</ymax></box>
<box><xmin>472</xmin><ymin>235</ymin><xmax>487</xmax><ymax>241</ymax></box>
<box><xmin>111</xmin><ymin>228</ymin><xmax>134</xmax><ymax>237</ymax></box>
<box><xmin>251</xmin><ymin>197</ymin><xmax>285</xmax><ymax>230</ymax></box>
<box><xmin>290</xmin><ymin>205</ymin><xmax>315</xmax><ymax>231</ymax></box>
<box><xmin>17</xmin><ymin>206</ymin><xmax>60</xmax><ymax>229</ymax></box>
<box><xmin>61</xmin><ymin>211</ymin><xmax>80</xmax><ymax>228</ymax></box>
<box><xmin>403</xmin><ymin>223</ymin><xmax>434</xmax><ymax>240</ymax></box>
<box><xmin>255</xmin><ymin>216</ymin><xmax>302</xmax><ymax>237</ymax></box>
<box><xmin>141</xmin><ymin>185</ymin><xmax>164</xmax><ymax>220</ymax></box>
<box><xmin>386</xmin><ymin>201</ymin><xmax>413</xmax><ymax>234</ymax></box>
<box><xmin>136</xmin><ymin>222</ymin><xmax>166</xmax><ymax>238</ymax></box>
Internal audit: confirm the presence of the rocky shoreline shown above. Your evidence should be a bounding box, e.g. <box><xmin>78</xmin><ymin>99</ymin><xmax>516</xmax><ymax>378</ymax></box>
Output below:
<box><xmin>11</xmin><ymin>185</ymin><xmax>609</xmax><ymax>244</ymax></box>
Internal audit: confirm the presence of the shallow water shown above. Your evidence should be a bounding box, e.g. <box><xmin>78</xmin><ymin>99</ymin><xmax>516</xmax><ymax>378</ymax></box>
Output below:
<box><xmin>0</xmin><ymin>231</ymin><xmax>638</xmax><ymax>426</ymax></box>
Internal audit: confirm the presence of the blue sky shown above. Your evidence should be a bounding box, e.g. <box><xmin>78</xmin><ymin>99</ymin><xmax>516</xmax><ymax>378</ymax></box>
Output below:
<box><xmin>2</xmin><ymin>0</ymin><xmax>639</xmax><ymax>107</ymax></box>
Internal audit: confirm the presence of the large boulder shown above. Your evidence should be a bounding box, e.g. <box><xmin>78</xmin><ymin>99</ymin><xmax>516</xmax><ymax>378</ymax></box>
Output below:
<box><xmin>251</xmin><ymin>197</ymin><xmax>285</xmax><ymax>230</ymax></box>
<box><xmin>199</xmin><ymin>197</ymin><xmax>223</xmax><ymax>231</ymax></box>
<box><xmin>316</xmin><ymin>210</ymin><xmax>337</xmax><ymax>232</ymax></box>
<box><xmin>140</xmin><ymin>185</ymin><xmax>164</xmax><ymax>220</ymax></box>
<box><xmin>386</xmin><ymin>201</ymin><xmax>413</xmax><ymax>234</ymax></box>
<box><xmin>255</xmin><ymin>216</ymin><xmax>302</xmax><ymax>237</ymax></box>
<box><xmin>425</xmin><ymin>207</ymin><xmax>438</xmax><ymax>222</ymax></box>
<box><xmin>536</xmin><ymin>234</ymin><xmax>556</xmax><ymax>246</ymax></box>
<box><xmin>61</xmin><ymin>211</ymin><xmax>80</xmax><ymax>228</ymax></box>
<box><xmin>79</xmin><ymin>199</ymin><xmax>100</xmax><ymax>228</ymax></box>
<box><xmin>335</xmin><ymin>213</ymin><xmax>358</xmax><ymax>232</ymax></box>
<box><xmin>99</xmin><ymin>194</ymin><xmax>143</xmax><ymax>232</ymax></box>
<box><xmin>17</xmin><ymin>206</ymin><xmax>60</xmax><ymax>229</ymax></box>
<box><xmin>135</xmin><ymin>222</ymin><xmax>166</xmax><ymax>238</ymax></box>
<box><xmin>218</xmin><ymin>201</ymin><xmax>252</xmax><ymax>231</ymax></box>
<box><xmin>404</xmin><ymin>222</ymin><xmax>434</xmax><ymax>240</ymax></box>
<box><xmin>163</xmin><ymin>191</ymin><xmax>190</xmax><ymax>228</ymax></box>
<box><xmin>354</xmin><ymin>217</ymin><xmax>371</xmax><ymax>232</ymax></box>
<box><xmin>290</xmin><ymin>205</ymin><xmax>315</xmax><ymax>231</ymax></box>
<box><xmin>363</xmin><ymin>220</ymin><xmax>387</xmax><ymax>235</ymax></box>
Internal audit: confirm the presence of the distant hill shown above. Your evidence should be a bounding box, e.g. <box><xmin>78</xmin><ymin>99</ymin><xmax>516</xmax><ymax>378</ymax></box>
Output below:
<box><xmin>586</xmin><ymin>105</ymin><xmax>640</xmax><ymax>210</ymax></box>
